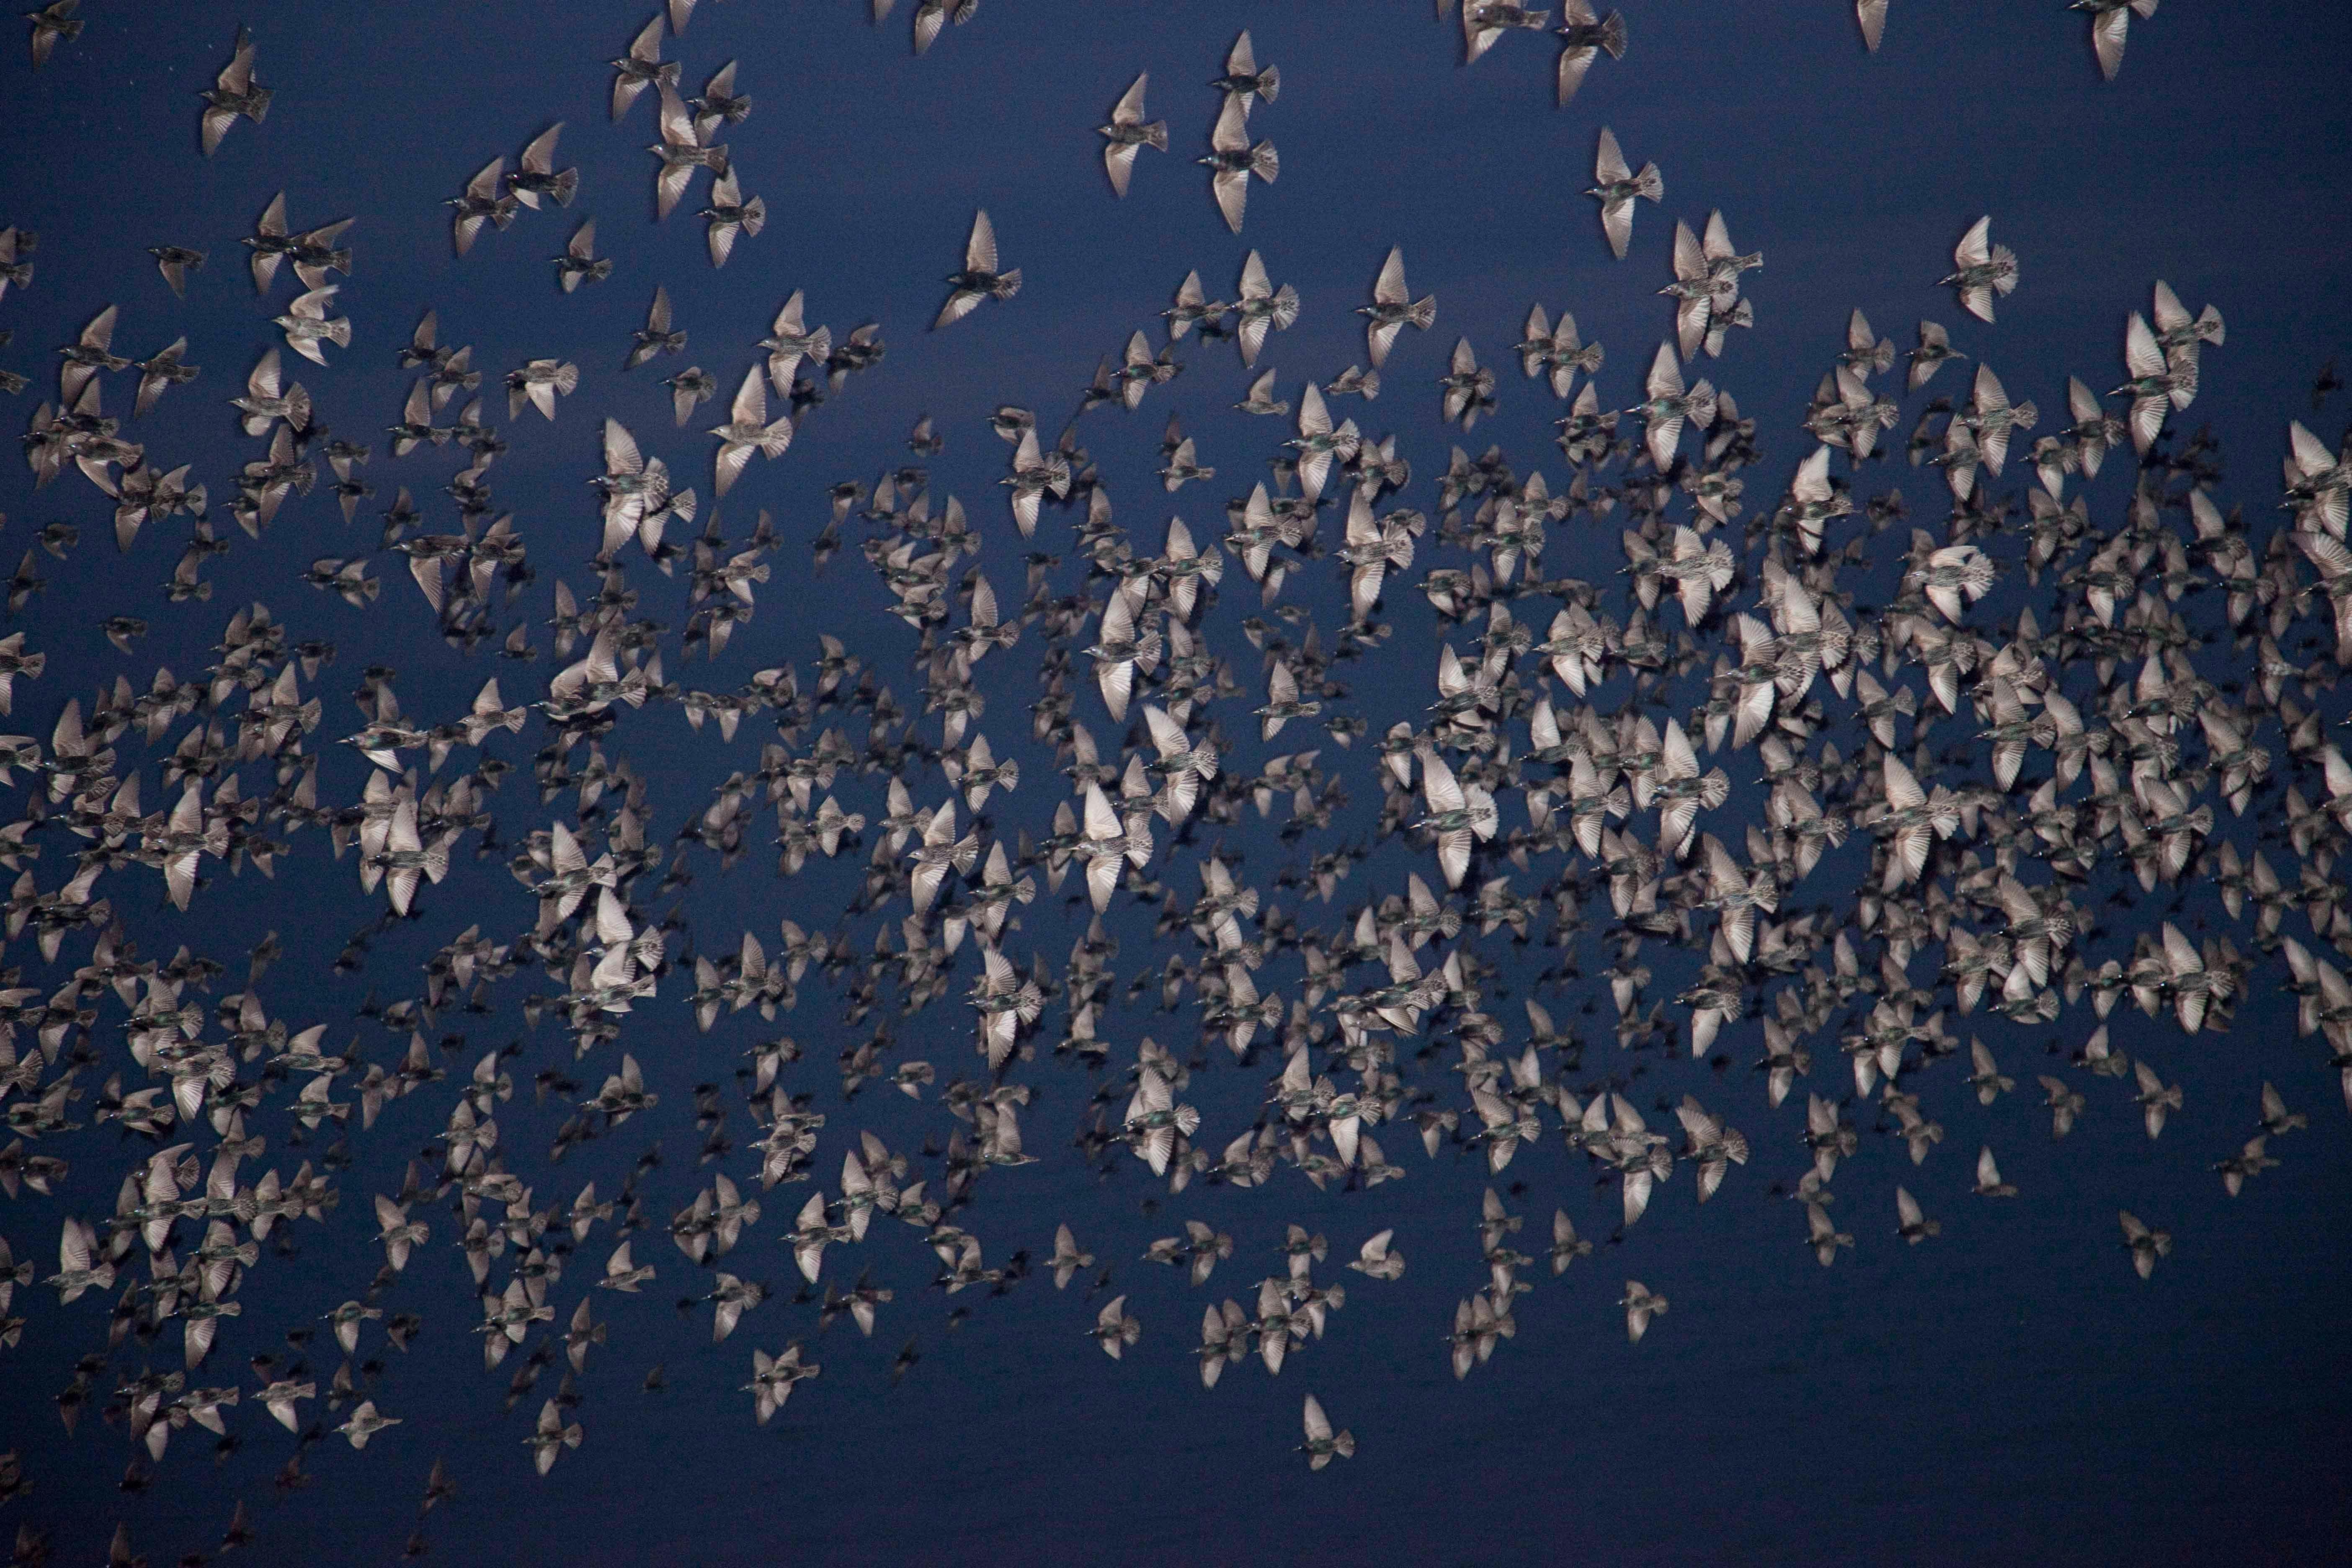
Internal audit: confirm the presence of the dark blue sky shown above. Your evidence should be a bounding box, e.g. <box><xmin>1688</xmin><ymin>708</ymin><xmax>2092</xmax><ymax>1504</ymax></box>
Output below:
<box><xmin>3</xmin><ymin>3</ymin><xmax>2349</xmax><ymax>1565</ymax></box>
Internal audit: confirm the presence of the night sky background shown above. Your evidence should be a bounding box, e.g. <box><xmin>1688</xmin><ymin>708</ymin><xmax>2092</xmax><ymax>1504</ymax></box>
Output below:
<box><xmin>3</xmin><ymin>2</ymin><xmax>2351</xmax><ymax>1564</ymax></box>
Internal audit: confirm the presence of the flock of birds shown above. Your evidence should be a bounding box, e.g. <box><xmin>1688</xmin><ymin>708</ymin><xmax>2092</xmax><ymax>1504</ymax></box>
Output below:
<box><xmin>1</xmin><ymin>1</ymin><xmax>2347</xmax><ymax>1564</ymax></box>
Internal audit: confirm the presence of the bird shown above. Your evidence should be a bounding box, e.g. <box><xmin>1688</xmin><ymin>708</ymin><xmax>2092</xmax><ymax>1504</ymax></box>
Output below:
<box><xmin>508</xmin><ymin>123</ymin><xmax>580</xmax><ymax>209</ymax></box>
<box><xmin>0</xmin><ymin>0</ymin><xmax>2337</xmax><ymax>1533</ymax></box>
<box><xmin>1554</xmin><ymin>1</ymin><xmax>1627</xmax><ymax>103</ymax></box>
<box><xmin>1588</xmin><ymin>127</ymin><xmax>1662</xmax><ymax>259</ymax></box>
<box><xmin>449</xmin><ymin>157</ymin><xmax>520</xmax><ymax>257</ymax></box>
<box><xmin>147</xmin><ymin>245</ymin><xmax>206</xmax><ymax>299</ymax></box>
<box><xmin>1360</xmin><ymin>248</ymin><xmax>1437</xmax><ymax>369</ymax></box>
<box><xmin>555</xmin><ymin>219</ymin><xmax>611</xmax><ymax>293</ymax></box>
<box><xmin>1299</xmin><ymin>1394</ymin><xmax>1356</xmax><ymax>1468</ymax></box>
<box><xmin>1941</xmin><ymin>216</ymin><xmax>2019</xmax><ymax>323</ymax></box>
<box><xmin>199</xmin><ymin>26</ymin><xmax>270</xmax><ymax>155</ymax></box>
<box><xmin>2117</xmin><ymin>1210</ymin><xmax>2172</xmax><ymax>1278</ymax></box>
<box><xmin>1211</xmin><ymin>31</ymin><xmax>1280</xmax><ymax>108</ymax></box>
<box><xmin>700</xmin><ymin>169</ymin><xmax>764</xmax><ymax>268</ymax></box>
<box><xmin>611</xmin><ymin>14</ymin><xmax>680</xmax><ymax>120</ymax></box>
<box><xmin>26</xmin><ymin>0</ymin><xmax>79</xmax><ymax>67</ymax></box>
<box><xmin>1202</xmin><ymin>94</ymin><xmax>1279</xmax><ymax>235</ymax></box>
<box><xmin>2074</xmin><ymin>0</ymin><xmax>2160</xmax><ymax>79</ymax></box>
<box><xmin>1619</xmin><ymin>1280</ymin><xmax>1668</xmax><ymax>1342</ymax></box>
<box><xmin>936</xmin><ymin>210</ymin><xmax>1021</xmax><ymax>329</ymax></box>
<box><xmin>626</xmin><ymin>286</ymin><xmax>686</xmax><ymax>369</ymax></box>
<box><xmin>1346</xmin><ymin>1229</ymin><xmax>1405</xmax><ymax>1280</ymax></box>
<box><xmin>1097</xmin><ymin>74</ymin><xmax>1168</xmax><ymax>197</ymax></box>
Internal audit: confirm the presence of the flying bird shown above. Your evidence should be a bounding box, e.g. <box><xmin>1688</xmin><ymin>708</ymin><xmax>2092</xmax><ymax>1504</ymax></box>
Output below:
<box><xmin>199</xmin><ymin>26</ymin><xmax>270</xmax><ymax>155</ymax></box>
<box><xmin>936</xmin><ymin>210</ymin><xmax>1021</xmax><ymax>329</ymax></box>
<box><xmin>1202</xmin><ymin>95</ymin><xmax>1279</xmax><ymax>235</ymax></box>
<box><xmin>1587</xmin><ymin>127</ymin><xmax>1663</xmax><ymax>259</ymax></box>
<box><xmin>1098</xmin><ymin>74</ymin><xmax>1168</xmax><ymax>197</ymax></box>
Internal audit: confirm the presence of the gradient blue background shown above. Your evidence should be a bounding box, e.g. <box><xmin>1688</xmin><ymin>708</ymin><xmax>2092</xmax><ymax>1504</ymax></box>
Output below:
<box><xmin>1</xmin><ymin>3</ymin><xmax>2348</xmax><ymax>1563</ymax></box>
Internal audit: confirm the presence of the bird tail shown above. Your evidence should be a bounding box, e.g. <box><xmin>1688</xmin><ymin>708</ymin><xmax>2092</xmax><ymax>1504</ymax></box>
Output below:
<box><xmin>1408</xmin><ymin>296</ymin><xmax>1436</xmax><ymax>330</ymax></box>
<box><xmin>1256</xmin><ymin>66</ymin><xmax>1280</xmax><ymax>103</ymax></box>
<box><xmin>2194</xmin><ymin>304</ymin><xmax>2224</xmax><ymax>346</ymax></box>
<box><xmin>553</xmin><ymin>363</ymin><xmax>580</xmax><ymax>395</ymax></box>
<box><xmin>1600</xmin><ymin>12</ymin><xmax>1627</xmax><ymax>57</ymax></box>
<box><xmin>992</xmin><ymin>269</ymin><xmax>1022</xmax><ymax>301</ymax></box>
<box><xmin>551</xmin><ymin>169</ymin><xmax>580</xmax><ymax>206</ymax></box>
<box><xmin>286</xmin><ymin>385</ymin><xmax>312</xmax><ymax>431</ymax></box>
<box><xmin>1142</xmin><ymin>121</ymin><xmax>1169</xmax><ymax>152</ymax></box>
<box><xmin>1634</xmin><ymin>162</ymin><xmax>1662</xmax><ymax>201</ymax></box>
<box><xmin>248</xmin><ymin>88</ymin><xmax>272</xmax><ymax>122</ymax></box>
<box><xmin>325</xmin><ymin>320</ymin><xmax>352</xmax><ymax>348</ymax></box>
<box><xmin>1250</xmin><ymin>142</ymin><xmax>1280</xmax><ymax>182</ymax></box>
<box><xmin>1357</xmin><ymin>369</ymin><xmax>1380</xmax><ymax>399</ymax></box>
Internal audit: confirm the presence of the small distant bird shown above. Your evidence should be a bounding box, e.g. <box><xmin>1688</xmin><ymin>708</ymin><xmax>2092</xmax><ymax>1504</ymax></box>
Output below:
<box><xmin>1097</xmin><ymin>74</ymin><xmax>1168</xmax><ymax>197</ymax></box>
<box><xmin>2313</xmin><ymin>358</ymin><xmax>2342</xmax><ymax>411</ymax></box>
<box><xmin>199</xmin><ymin>26</ymin><xmax>270</xmax><ymax>155</ymax></box>
<box><xmin>1941</xmin><ymin>216</ymin><xmax>2018</xmax><ymax>323</ymax></box>
<box><xmin>0</xmin><ymin>225</ymin><xmax>29</xmax><ymax>303</ymax></box>
<box><xmin>1587</xmin><ymin>127</ymin><xmax>1662</xmax><ymax>259</ymax></box>
<box><xmin>935</xmin><ymin>210</ymin><xmax>1021</xmax><ymax>329</ymax></box>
